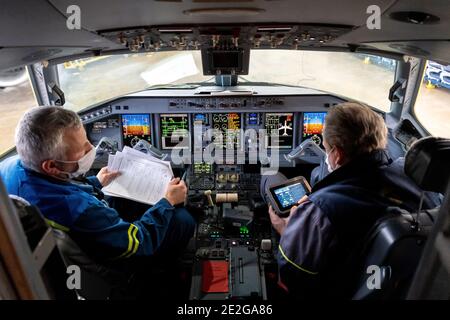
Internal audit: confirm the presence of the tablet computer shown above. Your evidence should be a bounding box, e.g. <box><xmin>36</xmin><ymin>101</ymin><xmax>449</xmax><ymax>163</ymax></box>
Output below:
<box><xmin>267</xmin><ymin>176</ymin><xmax>311</xmax><ymax>216</ymax></box>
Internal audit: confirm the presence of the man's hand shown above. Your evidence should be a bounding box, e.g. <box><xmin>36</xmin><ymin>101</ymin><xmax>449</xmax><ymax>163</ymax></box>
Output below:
<box><xmin>269</xmin><ymin>205</ymin><xmax>299</xmax><ymax>236</ymax></box>
<box><xmin>96</xmin><ymin>167</ymin><xmax>120</xmax><ymax>187</ymax></box>
<box><xmin>298</xmin><ymin>195</ymin><xmax>309</xmax><ymax>205</ymax></box>
<box><xmin>165</xmin><ymin>178</ymin><xmax>187</xmax><ymax>206</ymax></box>
<box><xmin>268</xmin><ymin>196</ymin><xmax>309</xmax><ymax>235</ymax></box>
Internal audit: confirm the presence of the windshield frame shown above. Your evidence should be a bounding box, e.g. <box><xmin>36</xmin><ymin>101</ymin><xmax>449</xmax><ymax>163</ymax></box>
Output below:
<box><xmin>51</xmin><ymin>48</ymin><xmax>401</xmax><ymax>113</ymax></box>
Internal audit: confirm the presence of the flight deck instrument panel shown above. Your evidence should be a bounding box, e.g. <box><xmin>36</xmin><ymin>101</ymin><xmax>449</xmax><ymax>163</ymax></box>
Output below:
<box><xmin>80</xmin><ymin>92</ymin><xmax>349</xmax><ymax>300</ymax></box>
<box><xmin>81</xmin><ymin>90</ymin><xmax>346</xmax><ymax>169</ymax></box>
<box><xmin>160</xmin><ymin>113</ymin><xmax>189</xmax><ymax>149</ymax></box>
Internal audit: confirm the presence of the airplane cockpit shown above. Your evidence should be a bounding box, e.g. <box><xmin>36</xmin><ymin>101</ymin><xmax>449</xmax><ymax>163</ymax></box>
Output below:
<box><xmin>0</xmin><ymin>0</ymin><xmax>449</xmax><ymax>305</ymax></box>
<box><xmin>64</xmin><ymin>51</ymin><xmax>348</xmax><ymax>300</ymax></box>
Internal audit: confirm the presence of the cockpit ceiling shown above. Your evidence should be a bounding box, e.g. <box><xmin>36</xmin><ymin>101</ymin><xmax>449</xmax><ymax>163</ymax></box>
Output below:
<box><xmin>1</xmin><ymin>0</ymin><xmax>450</xmax><ymax>71</ymax></box>
<box><xmin>48</xmin><ymin>0</ymin><xmax>391</xmax><ymax>30</ymax></box>
<box><xmin>46</xmin><ymin>0</ymin><xmax>450</xmax><ymax>43</ymax></box>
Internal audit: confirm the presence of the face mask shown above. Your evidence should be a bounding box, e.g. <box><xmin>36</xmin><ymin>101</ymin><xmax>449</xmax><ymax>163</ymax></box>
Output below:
<box><xmin>56</xmin><ymin>147</ymin><xmax>96</xmax><ymax>179</ymax></box>
<box><xmin>325</xmin><ymin>147</ymin><xmax>335</xmax><ymax>173</ymax></box>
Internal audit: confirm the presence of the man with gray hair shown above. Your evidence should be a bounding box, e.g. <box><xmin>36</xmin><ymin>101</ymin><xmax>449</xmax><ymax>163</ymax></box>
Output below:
<box><xmin>0</xmin><ymin>106</ymin><xmax>195</xmax><ymax>277</ymax></box>
<box><xmin>261</xmin><ymin>102</ymin><xmax>440</xmax><ymax>299</ymax></box>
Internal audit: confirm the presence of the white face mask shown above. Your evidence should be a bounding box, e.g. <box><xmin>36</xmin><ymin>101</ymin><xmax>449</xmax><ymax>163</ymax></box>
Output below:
<box><xmin>325</xmin><ymin>147</ymin><xmax>335</xmax><ymax>173</ymax></box>
<box><xmin>56</xmin><ymin>147</ymin><xmax>96</xmax><ymax>178</ymax></box>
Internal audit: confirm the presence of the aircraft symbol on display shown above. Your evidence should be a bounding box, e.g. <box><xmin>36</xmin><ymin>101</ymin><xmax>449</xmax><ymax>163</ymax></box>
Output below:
<box><xmin>278</xmin><ymin>120</ymin><xmax>292</xmax><ymax>136</ymax></box>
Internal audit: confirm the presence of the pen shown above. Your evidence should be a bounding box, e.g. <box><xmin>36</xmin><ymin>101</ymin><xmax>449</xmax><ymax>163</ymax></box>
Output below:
<box><xmin>181</xmin><ymin>170</ymin><xmax>188</xmax><ymax>182</ymax></box>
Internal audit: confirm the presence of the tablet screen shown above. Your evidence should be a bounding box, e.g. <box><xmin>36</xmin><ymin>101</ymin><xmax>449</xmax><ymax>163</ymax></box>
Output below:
<box><xmin>273</xmin><ymin>182</ymin><xmax>307</xmax><ymax>210</ymax></box>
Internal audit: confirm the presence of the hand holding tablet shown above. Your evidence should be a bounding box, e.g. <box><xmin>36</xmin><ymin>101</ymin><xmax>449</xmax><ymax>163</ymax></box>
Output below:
<box><xmin>267</xmin><ymin>176</ymin><xmax>312</xmax><ymax>217</ymax></box>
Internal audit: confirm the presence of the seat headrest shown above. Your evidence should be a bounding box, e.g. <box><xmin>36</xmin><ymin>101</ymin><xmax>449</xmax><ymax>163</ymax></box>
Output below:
<box><xmin>9</xmin><ymin>195</ymin><xmax>48</xmax><ymax>250</ymax></box>
<box><xmin>9</xmin><ymin>194</ymin><xmax>31</xmax><ymax>208</ymax></box>
<box><xmin>405</xmin><ymin>136</ymin><xmax>450</xmax><ymax>193</ymax></box>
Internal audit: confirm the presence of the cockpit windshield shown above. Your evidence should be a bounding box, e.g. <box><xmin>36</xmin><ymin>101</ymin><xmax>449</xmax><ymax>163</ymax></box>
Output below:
<box><xmin>57</xmin><ymin>50</ymin><xmax>396</xmax><ymax>112</ymax></box>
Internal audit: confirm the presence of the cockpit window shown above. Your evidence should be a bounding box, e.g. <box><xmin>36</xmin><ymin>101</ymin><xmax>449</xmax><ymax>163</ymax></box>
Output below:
<box><xmin>57</xmin><ymin>51</ymin><xmax>209</xmax><ymax>112</ymax></box>
<box><xmin>0</xmin><ymin>67</ymin><xmax>35</xmax><ymax>155</ymax></box>
<box><xmin>246</xmin><ymin>51</ymin><xmax>396</xmax><ymax>112</ymax></box>
<box><xmin>57</xmin><ymin>50</ymin><xmax>396</xmax><ymax>112</ymax></box>
<box><xmin>414</xmin><ymin>60</ymin><xmax>450</xmax><ymax>138</ymax></box>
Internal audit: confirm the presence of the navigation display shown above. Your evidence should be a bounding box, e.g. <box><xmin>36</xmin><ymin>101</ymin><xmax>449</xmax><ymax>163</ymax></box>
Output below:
<box><xmin>122</xmin><ymin>114</ymin><xmax>151</xmax><ymax>147</ymax></box>
<box><xmin>212</xmin><ymin>113</ymin><xmax>241</xmax><ymax>149</ymax></box>
<box><xmin>303</xmin><ymin>112</ymin><xmax>327</xmax><ymax>145</ymax></box>
<box><xmin>265</xmin><ymin>113</ymin><xmax>294</xmax><ymax>149</ymax></box>
<box><xmin>160</xmin><ymin>114</ymin><xmax>189</xmax><ymax>149</ymax></box>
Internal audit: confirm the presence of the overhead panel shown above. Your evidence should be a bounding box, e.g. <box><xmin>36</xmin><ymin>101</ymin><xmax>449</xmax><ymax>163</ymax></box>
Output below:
<box><xmin>99</xmin><ymin>24</ymin><xmax>354</xmax><ymax>53</ymax></box>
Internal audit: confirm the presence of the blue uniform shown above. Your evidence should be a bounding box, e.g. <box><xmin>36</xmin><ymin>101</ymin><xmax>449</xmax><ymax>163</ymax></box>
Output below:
<box><xmin>261</xmin><ymin>150</ymin><xmax>441</xmax><ymax>298</ymax></box>
<box><xmin>0</xmin><ymin>156</ymin><xmax>195</xmax><ymax>263</ymax></box>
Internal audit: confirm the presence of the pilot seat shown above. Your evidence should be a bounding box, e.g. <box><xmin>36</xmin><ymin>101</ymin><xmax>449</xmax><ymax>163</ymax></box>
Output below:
<box><xmin>351</xmin><ymin>137</ymin><xmax>450</xmax><ymax>299</ymax></box>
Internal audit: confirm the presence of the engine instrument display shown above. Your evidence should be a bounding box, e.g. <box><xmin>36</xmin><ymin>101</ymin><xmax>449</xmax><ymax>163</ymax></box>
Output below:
<box><xmin>212</xmin><ymin>113</ymin><xmax>241</xmax><ymax>149</ymax></box>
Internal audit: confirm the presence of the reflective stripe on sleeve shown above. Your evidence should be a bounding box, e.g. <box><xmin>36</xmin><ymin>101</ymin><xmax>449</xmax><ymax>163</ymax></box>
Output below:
<box><xmin>117</xmin><ymin>224</ymin><xmax>140</xmax><ymax>259</ymax></box>
<box><xmin>278</xmin><ymin>244</ymin><xmax>319</xmax><ymax>275</ymax></box>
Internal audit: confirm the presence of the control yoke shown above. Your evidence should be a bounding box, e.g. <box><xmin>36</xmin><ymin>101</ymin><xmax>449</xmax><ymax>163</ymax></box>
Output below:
<box><xmin>284</xmin><ymin>138</ymin><xmax>325</xmax><ymax>163</ymax></box>
<box><xmin>133</xmin><ymin>139</ymin><xmax>167</xmax><ymax>160</ymax></box>
<box><xmin>95</xmin><ymin>137</ymin><xmax>118</xmax><ymax>157</ymax></box>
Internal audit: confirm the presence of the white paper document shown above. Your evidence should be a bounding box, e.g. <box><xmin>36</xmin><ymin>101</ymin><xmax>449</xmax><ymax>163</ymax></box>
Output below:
<box><xmin>102</xmin><ymin>147</ymin><xmax>173</xmax><ymax>205</ymax></box>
